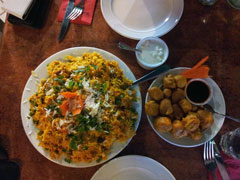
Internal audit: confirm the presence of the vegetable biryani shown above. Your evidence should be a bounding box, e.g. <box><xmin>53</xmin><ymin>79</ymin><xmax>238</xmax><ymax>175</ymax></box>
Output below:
<box><xmin>29</xmin><ymin>52</ymin><xmax>138</xmax><ymax>163</ymax></box>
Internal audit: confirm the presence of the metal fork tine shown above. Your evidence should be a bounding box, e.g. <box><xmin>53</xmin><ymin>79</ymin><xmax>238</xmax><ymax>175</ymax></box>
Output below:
<box><xmin>209</xmin><ymin>141</ymin><xmax>212</xmax><ymax>160</ymax></box>
<box><xmin>211</xmin><ymin>141</ymin><xmax>214</xmax><ymax>159</ymax></box>
<box><xmin>206</xmin><ymin>142</ymin><xmax>209</xmax><ymax>160</ymax></box>
<box><xmin>203</xmin><ymin>140</ymin><xmax>217</xmax><ymax>180</ymax></box>
<box><xmin>72</xmin><ymin>9</ymin><xmax>82</xmax><ymax>20</ymax></box>
<box><xmin>71</xmin><ymin>9</ymin><xmax>80</xmax><ymax>19</ymax></box>
<box><xmin>66</xmin><ymin>9</ymin><xmax>76</xmax><ymax>19</ymax></box>
<box><xmin>67</xmin><ymin>0</ymin><xmax>85</xmax><ymax>20</ymax></box>
<box><xmin>203</xmin><ymin>142</ymin><xmax>206</xmax><ymax>160</ymax></box>
<box><xmin>69</xmin><ymin>10</ymin><xmax>80</xmax><ymax>19</ymax></box>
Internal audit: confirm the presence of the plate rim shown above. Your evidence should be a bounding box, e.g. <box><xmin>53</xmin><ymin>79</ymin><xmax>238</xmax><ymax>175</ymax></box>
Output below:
<box><xmin>145</xmin><ymin>67</ymin><xmax>226</xmax><ymax>148</ymax></box>
<box><xmin>20</xmin><ymin>47</ymin><xmax>142</xmax><ymax>168</ymax></box>
<box><xmin>100</xmin><ymin>0</ymin><xmax>184</xmax><ymax>40</ymax></box>
<box><xmin>91</xmin><ymin>155</ymin><xmax>176</xmax><ymax>180</ymax></box>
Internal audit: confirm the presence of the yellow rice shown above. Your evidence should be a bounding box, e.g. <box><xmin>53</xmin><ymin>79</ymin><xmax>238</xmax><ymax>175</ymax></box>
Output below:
<box><xmin>29</xmin><ymin>52</ymin><xmax>138</xmax><ymax>163</ymax></box>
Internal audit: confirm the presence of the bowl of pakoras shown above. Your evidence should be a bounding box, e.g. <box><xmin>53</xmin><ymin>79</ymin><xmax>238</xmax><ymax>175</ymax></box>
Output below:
<box><xmin>145</xmin><ymin>67</ymin><xmax>226</xmax><ymax>147</ymax></box>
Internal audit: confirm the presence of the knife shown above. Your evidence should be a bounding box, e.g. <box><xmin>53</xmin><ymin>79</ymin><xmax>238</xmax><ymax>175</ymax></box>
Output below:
<box><xmin>58</xmin><ymin>0</ymin><xmax>75</xmax><ymax>42</ymax></box>
<box><xmin>213</xmin><ymin>141</ymin><xmax>232</xmax><ymax>180</ymax></box>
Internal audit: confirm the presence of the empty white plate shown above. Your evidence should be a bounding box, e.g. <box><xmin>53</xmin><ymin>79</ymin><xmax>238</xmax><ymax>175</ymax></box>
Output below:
<box><xmin>91</xmin><ymin>155</ymin><xmax>176</xmax><ymax>180</ymax></box>
<box><xmin>101</xmin><ymin>0</ymin><xmax>184</xmax><ymax>40</ymax></box>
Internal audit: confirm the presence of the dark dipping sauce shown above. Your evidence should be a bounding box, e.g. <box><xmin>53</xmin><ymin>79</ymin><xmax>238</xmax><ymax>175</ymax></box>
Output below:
<box><xmin>186</xmin><ymin>80</ymin><xmax>210</xmax><ymax>103</ymax></box>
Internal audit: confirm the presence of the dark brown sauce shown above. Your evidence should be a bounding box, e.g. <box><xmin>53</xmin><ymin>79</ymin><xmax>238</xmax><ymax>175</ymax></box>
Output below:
<box><xmin>186</xmin><ymin>80</ymin><xmax>210</xmax><ymax>103</ymax></box>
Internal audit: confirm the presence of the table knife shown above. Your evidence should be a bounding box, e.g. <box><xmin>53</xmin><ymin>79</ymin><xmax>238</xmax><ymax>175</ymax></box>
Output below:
<box><xmin>58</xmin><ymin>0</ymin><xmax>75</xmax><ymax>42</ymax></box>
<box><xmin>213</xmin><ymin>141</ymin><xmax>232</xmax><ymax>180</ymax></box>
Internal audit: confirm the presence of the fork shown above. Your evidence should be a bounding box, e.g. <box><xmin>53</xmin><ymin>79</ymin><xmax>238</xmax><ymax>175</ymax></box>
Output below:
<box><xmin>203</xmin><ymin>140</ymin><xmax>217</xmax><ymax>180</ymax></box>
<box><xmin>66</xmin><ymin>0</ymin><xmax>85</xmax><ymax>20</ymax></box>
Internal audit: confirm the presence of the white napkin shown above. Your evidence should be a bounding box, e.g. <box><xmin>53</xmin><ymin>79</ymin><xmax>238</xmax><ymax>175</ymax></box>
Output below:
<box><xmin>1</xmin><ymin>0</ymin><xmax>33</xmax><ymax>19</ymax></box>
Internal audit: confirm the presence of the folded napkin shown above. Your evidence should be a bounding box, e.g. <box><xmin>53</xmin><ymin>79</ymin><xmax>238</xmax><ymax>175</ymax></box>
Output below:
<box><xmin>209</xmin><ymin>151</ymin><xmax>240</xmax><ymax>180</ymax></box>
<box><xmin>57</xmin><ymin>0</ymin><xmax>96</xmax><ymax>25</ymax></box>
<box><xmin>2</xmin><ymin>0</ymin><xmax>34</xmax><ymax>20</ymax></box>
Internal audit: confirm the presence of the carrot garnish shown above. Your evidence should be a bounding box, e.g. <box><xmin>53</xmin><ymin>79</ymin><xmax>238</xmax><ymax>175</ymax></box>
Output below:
<box><xmin>182</xmin><ymin>66</ymin><xmax>209</xmax><ymax>79</ymax></box>
<box><xmin>60</xmin><ymin>101</ymin><xmax>68</xmax><ymax>116</ymax></box>
<box><xmin>61</xmin><ymin>92</ymin><xmax>78</xmax><ymax>99</ymax></box>
<box><xmin>192</xmin><ymin>56</ymin><xmax>209</xmax><ymax>70</ymax></box>
<box><xmin>72</xmin><ymin>96</ymin><xmax>84</xmax><ymax>116</ymax></box>
<box><xmin>59</xmin><ymin>92</ymin><xmax>84</xmax><ymax>116</ymax></box>
<box><xmin>182</xmin><ymin>56</ymin><xmax>210</xmax><ymax>79</ymax></box>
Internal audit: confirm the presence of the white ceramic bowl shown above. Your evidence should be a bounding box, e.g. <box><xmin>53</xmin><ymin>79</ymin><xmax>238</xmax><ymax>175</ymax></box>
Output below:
<box><xmin>135</xmin><ymin>37</ymin><xmax>169</xmax><ymax>70</ymax></box>
<box><xmin>145</xmin><ymin>67</ymin><xmax>226</xmax><ymax>147</ymax></box>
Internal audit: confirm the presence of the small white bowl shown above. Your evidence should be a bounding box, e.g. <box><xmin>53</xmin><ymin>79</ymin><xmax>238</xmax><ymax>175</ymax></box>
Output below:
<box><xmin>135</xmin><ymin>37</ymin><xmax>169</xmax><ymax>70</ymax></box>
<box><xmin>184</xmin><ymin>78</ymin><xmax>213</xmax><ymax>106</ymax></box>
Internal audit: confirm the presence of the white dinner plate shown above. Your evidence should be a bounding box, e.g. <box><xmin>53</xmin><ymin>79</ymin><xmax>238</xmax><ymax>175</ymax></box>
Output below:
<box><xmin>101</xmin><ymin>0</ymin><xmax>184</xmax><ymax>40</ymax></box>
<box><xmin>91</xmin><ymin>155</ymin><xmax>176</xmax><ymax>180</ymax></box>
<box><xmin>20</xmin><ymin>47</ymin><xmax>142</xmax><ymax>167</ymax></box>
<box><xmin>145</xmin><ymin>67</ymin><xmax>226</xmax><ymax>147</ymax></box>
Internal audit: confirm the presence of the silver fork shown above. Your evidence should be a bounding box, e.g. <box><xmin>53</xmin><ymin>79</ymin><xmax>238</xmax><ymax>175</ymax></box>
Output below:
<box><xmin>203</xmin><ymin>140</ymin><xmax>217</xmax><ymax>180</ymax></box>
<box><xmin>66</xmin><ymin>0</ymin><xmax>85</xmax><ymax>20</ymax></box>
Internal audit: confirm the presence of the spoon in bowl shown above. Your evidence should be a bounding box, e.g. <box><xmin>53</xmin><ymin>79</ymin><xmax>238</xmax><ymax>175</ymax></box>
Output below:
<box><xmin>203</xmin><ymin>104</ymin><xmax>240</xmax><ymax>123</ymax></box>
<box><xmin>118</xmin><ymin>42</ymin><xmax>142</xmax><ymax>53</ymax></box>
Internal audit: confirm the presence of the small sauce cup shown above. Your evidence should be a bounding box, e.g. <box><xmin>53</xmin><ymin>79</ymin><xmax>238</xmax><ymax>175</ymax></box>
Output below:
<box><xmin>135</xmin><ymin>37</ymin><xmax>169</xmax><ymax>70</ymax></box>
<box><xmin>184</xmin><ymin>78</ymin><xmax>213</xmax><ymax>106</ymax></box>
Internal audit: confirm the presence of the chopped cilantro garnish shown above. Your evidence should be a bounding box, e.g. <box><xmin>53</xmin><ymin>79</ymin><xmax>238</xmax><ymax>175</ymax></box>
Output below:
<box><xmin>74</xmin><ymin>68</ymin><xmax>85</xmax><ymax>74</ymax></box>
<box><xmin>54</xmin><ymin>77</ymin><xmax>65</xmax><ymax>85</ymax></box>
<box><xmin>76</xmin><ymin>82</ymin><xmax>83</xmax><ymax>89</ymax></box>
<box><xmin>64</xmin><ymin>158</ymin><xmax>72</xmax><ymax>163</ymax></box>
<box><xmin>91</xmin><ymin>64</ymin><xmax>98</xmax><ymax>69</ymax></box>
<box><xmin>53</xmin><ymin>86</ymin><xmax>61</xmax><ymax>93</ymax></box>
<box><xmin>85</xmin><ymin>66</ymin><xmax>90</xmax><ymax>72</ymax></box>
<box><xmin>99</xmin><ymin>83</ymin><xmax>107</xmax><ymax>94</ymax></box>
<box><xmin>56</xmin><ymin>99</ymin><xmax>63</xmax><ymax>104</ymax></box>
<box><xmin>58</xmin><ymin>75</ymin><xmax>64</xmax><ymax>79</ymax></box>
<box><xmin>115</xmin><ymin>94</ymin><xmax>124</xmax><ymax>105</ymax></box>
<box><xmin>37</xmin><ymin>130</ymin><xmax>43</xmax><ymax>136</ymax></box>
<box><xmin>67</xmin><ymin>80</ymin><xmax>75</xmax><ymax>89</ymax></box>
<box><xmin>29</xmin><ymin>109</ymin><xmax>36</xmax><ymax>116</ymax></box>
<box><xmin>33</xmin><ymin>119</ymin><xmax>39</xmax><ymax>125</ymax></box>
<box><xmin>96</xmin><ymin>156</ymin><xmax>102</xmax><ymax>163</ymax></box>
<box><xmin>46</xmin><ymin>104</ymin><xmax>56</xmax><ymax>111</ymax></box>
<box><xmin>69</xmin><ymin>136</ymin><xmax>78</xmax><ymax>150</ymax></box>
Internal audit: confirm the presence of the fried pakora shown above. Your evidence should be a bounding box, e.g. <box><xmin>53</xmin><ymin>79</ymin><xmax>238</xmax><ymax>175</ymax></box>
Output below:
<box><xmin>172</xmin><ymin>104</ymin><xmax>184</xmax><ymax>119</ymax></box>
<box><xmin>182</xmin><ymin>113</ymin><xmax>200</xmax><ymax>132</ymax></box>
<box><xmin>163</xmin><ymin>74</ymin><xmax>176</xmax><ymax>89</ymax></box>
<box><xmin>145</xmin><ymin>101</ymin><xmax>159</xmax><ymax>116</ymax></box>
<box><xmin>154</xmin><ymin>117</ymin><xmax>172</xmax><ymax>132</ymax></box>
<box><xmin>174</xmin><ymin>74</ymin><xmax>187</xmax><ymax>88</ymax></box>
<box><xmin>148</xmin><ymin>87</ymin><xmax>164</xmax><ymax>101</ymax></box>
<box><xmin>160</xmin><ymin>98</ymin><xmax>173</xmax><ymax>115</ymax></box>
<box><xmin>171</xmin><ymin>120</ymin><xmax>188</xmax><ymax>138</ymax></box>
<box><xmin>172</xmin><ymin>88</ymin><xmax>185</xmax><ymax>103</ymax></box>
<box><xmin>163</xmin><ymin>88</ymin><xmax>172</xmax><ymax>98</ymax></box>
<box><xmin>179</xmin><ymin>98</ymin><xmax>192</xmax><ymax>114</ymax></box>
<box><xmin>189</xmin><ymin>128</ymin><xmax>203</xmax><ymax>141</ymax></box>
<box><xmin>197</xmin><ymin>109</ymin><xmax>214</xmax><ymax>130</ymax></box>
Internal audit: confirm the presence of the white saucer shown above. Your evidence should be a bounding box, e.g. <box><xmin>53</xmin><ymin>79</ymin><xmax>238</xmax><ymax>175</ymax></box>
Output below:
<box><xmin>101</xmin><ymin>0</ymin><xmax>184</xmax><ymax>40</ymax></box>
